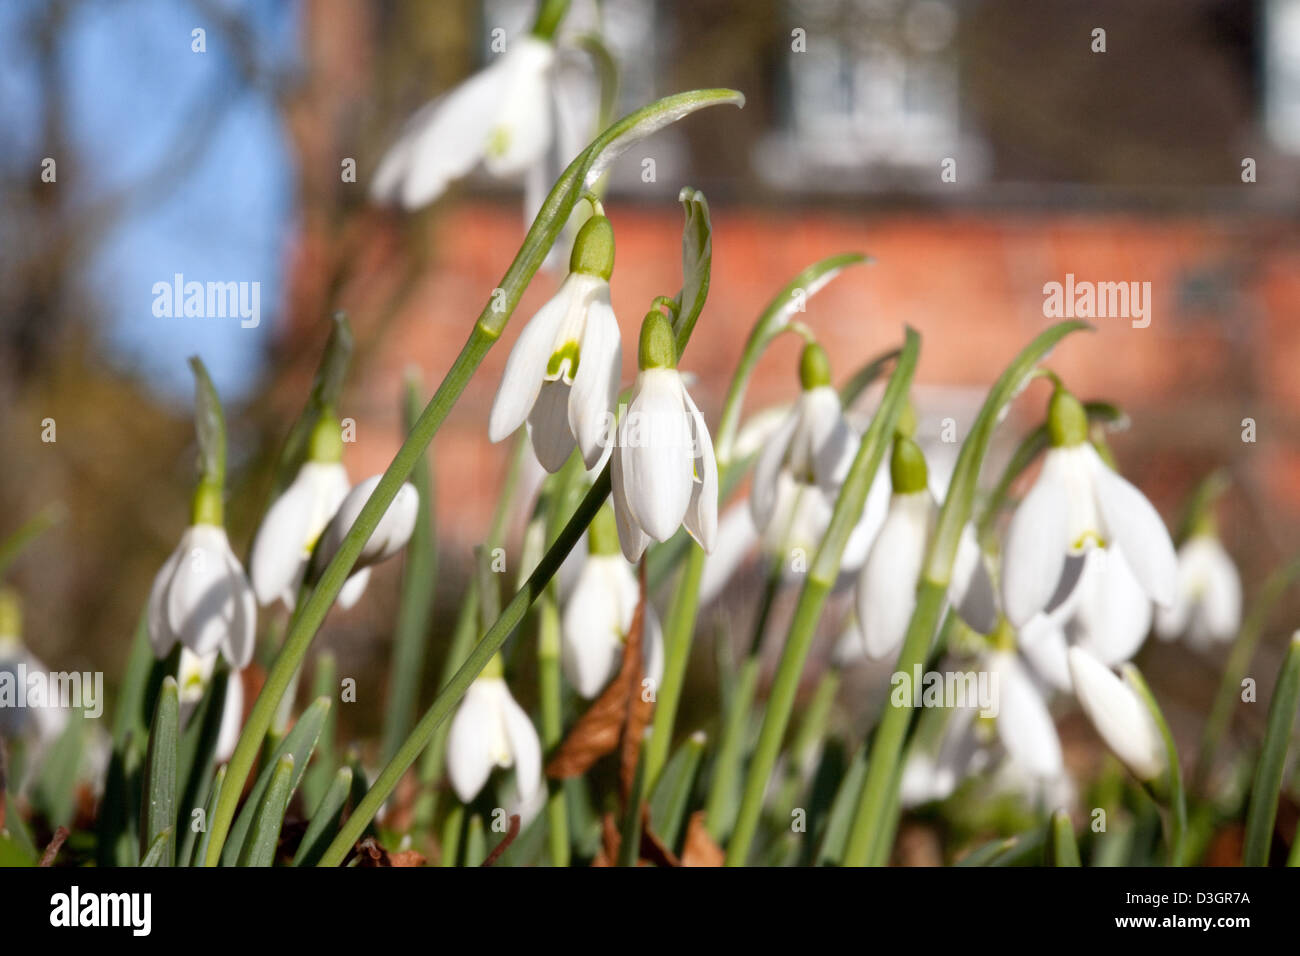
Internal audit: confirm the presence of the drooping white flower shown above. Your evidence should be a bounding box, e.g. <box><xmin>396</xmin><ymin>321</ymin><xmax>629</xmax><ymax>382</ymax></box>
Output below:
<box><xmin>1001</xmin><ymin>388</ymin><xmax>1176</xmax><ymax>627</ymax></box>
<box><xmin>250</xmin><ymin>456</ymin><xmax>350</xmax><ymax>609</ymax></box>
<box><xmin>0</xmin><ymin>590</ymin><xmax>67</xmax><ymax>745</ymax></box>
<box><xmin>445</xmin><ymin>665</ymin><xmax>542</xmax><ymax>804</ymax></box>
<box><xmin>750</xmin><ymin>343</ymin><xmax>855</xmax><ymax>533</ymax></box>
<box><xmin>1155</xmin><ymin>534</ymin><xmax>1241</xmax><ymax>648</ymax></box>
<box><xmin>148</xmin><ymin>523</ymin><xmax>256</xmax><ymax>669</ymax></box>
<box><xmin>177</xmin><ymin>648</ymin><xmax>244</xmax><ymax>762</ymax></box>
<box><xmin>611</xmin><ymin>311</ymin><xmax>717</xmax><ymax>562</ymax></box>
<box><xmin>561</xmin><ymin>506</ymin><xmax>663</xmax><ymax>697</ymax></box>
<box><xmin>489</xmin><ymin>215</ymin><xmax>620</xmax><ymax>472</ymax></box>
<box><xmin>312</xmin><ymin>475</ymin><xmax>419</xmax><ymax>606</ymax></box>
<box><xmin>371</xmin><ymin>35</ymin><xmax>555</xmax><ymax>210</ymax></box>
<box><xmin>855</xmin><ymin>436</ymin><xmax>995</xmax><ymax>660</ymax></box>
<box><xmin>1017</xmin><ymin>546</ymin><xmax>1153</xmax><ymax>691</ymax></box>
<box><xmin>1067</xmin><ymin>646</ymin><xmax>1167</xmax><ymax>782</ymax></box>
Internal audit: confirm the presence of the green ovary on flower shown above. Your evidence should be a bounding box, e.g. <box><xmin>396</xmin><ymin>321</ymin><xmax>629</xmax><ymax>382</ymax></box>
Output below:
<box><xmin>889</xmin><ymin>436</ymin><xmax>929</xmax><ymax>495</ymax></box>
<box><xmin>1047</xmin><ymin>387</ymin><xmax>1088</xmax><ymax>447</ymax></box>
<box><xmin>637</xmin><ymin>310</ymin><xmax>677</xmax><ymax>370</ymax></box>
<box><xmin>307</xmin><ymin>412</ymin><xmax>344</xmax><ymax>463</ymax></box>
<box><xmin>569</xmin><ymin>214</ymin><xmax>615</xmax><ymax>281</ymax></box>
<box><xmin>546</xmin><ymin>340</ymin><xmax>581</xmax><ymax>381</ymax></box>
<box><xmin>798</xmin><ymin>341</ymin><xmax>832</xmax><ymax>391</ymax></box>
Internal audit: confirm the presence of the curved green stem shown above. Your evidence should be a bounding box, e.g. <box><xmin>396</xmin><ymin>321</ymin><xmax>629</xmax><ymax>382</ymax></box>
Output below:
<box><xmin>726</xmin><ymin>328</ymin><xmax>921</xmax><ymax>866</ymax></box>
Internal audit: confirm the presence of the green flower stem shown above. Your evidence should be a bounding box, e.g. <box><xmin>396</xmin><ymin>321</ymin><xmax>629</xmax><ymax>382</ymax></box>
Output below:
<box><xmin>537</xmin><ymin>591</ymin><xmax>569</xmax><ymax>866</ymax></box>
<box><xmin>530</xmin><ymin>0</ymin><xmax>570</xmax><ymax>40</ymax></box>
<box><xmin>439</xmin><ymin>803</ymin><xmax>465</xmax><ymax>867</ymax></box>
<box><xmin>841</xmin><ymin>320</ymin><xmax>1092</xmax><ymax>867</ymax></box>
<box><xmin>725</xmin><ymin>328</ymin><xmax>921</xmax><ymax>866</ymax></box>
<box><xmin>619</xmin><ymin>739</ymin><xmax>649</xmax><ymax>867</ymax></box>
<box><xmin>1126</xmin><ymin>664</ymin><xmax>1186</xmax><ymax>867</ymax></box>
<box><xmin>381</xmin><ymin>376</ymin><xmax>438</xmax><ymax>763</ymax></box>
<box><xmin>1194</xmin><ymin>554</ymin><xmax>1300</xmax><ymax>797</ymax></box>
<box><xmin>202</xmin><ymin>88</ymin><xmax>743</xmax><ymax>866</ymax></box>
<box><xmin>643</xmin><ymin>545</ymin><xmax>706</xmax><ymax>786</ymax></box>
<box><xmin>770</xmin><ymin>668</ymin><xmax>840</xmax><ymax>823</ymax></box>
<box><xmin>1243</xmin><ymin>632</ymin><xmax>1300</xmax><ymax>866</ymax></box>
<box><xmin>704</xmin><ymin>657</ymin><xmax>760</xmax><ymax>841</ymax></box>
<box><xmin>1050</xmin><ymin>811</ymin><xmax>1081</xmax><ymax>868</ymax></box>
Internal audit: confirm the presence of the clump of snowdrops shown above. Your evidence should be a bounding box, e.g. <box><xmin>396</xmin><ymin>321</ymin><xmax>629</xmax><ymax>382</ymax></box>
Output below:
<box><xmin>3</xmin><ymin>2</ymin><xmax>1299</xmax><ymax>869</ymax></box>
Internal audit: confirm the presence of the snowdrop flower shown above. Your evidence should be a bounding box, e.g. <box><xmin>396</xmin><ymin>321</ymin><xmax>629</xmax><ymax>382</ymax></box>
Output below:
<box><xmin>1067</xmin><ymin>646</ymin><xmax>1167</xmax><ymax>782</ymax></box>
<box><xmin>611</xmin><ymin>310</ymin><xmax>718</xmax><ymax>562</ymax></box>
<box><xmin>148</xmin><ymin>501</ymin><xmax>256</xmax><ymax>670</ymax></box>
<box><xmin>177</xmin><ymin>648</ymin><xmax>244</xmax><ymax>762</ymax></box>
<box><xmin>0</xmin><ymin>589</ymin><xmax>67</xmax><ymax>744</ymax></box>
<box><xmin>250</xmin><ymin>415</ymin><xmax>351</xmax><ymax>609</ymax></box>
<box><xmin>1156</xmin><ymin>532</ymin><xmax>1241</xmax><ymax>648</ymax></box>
<box><xmin>313</xmin><ymin>474</ymin><xmax>419</xmax><ymax>607</ymax></box>
<box><xmin>1017</xmin><ymin>546</ymin><xmax>1153</xmax><ymax>692</ymax></box>
<box><xmin>750</xmin><ymin>343</ymin><xmax>854</xmax><ymax>533</ymax></box>
<box><xmin>1001</xmin><ymin>387</ymin><xmax>1176</xmax><ymax>627</ymax></box>
<box><xmin>445</xmin><ymin>657</ymin><xmax>542</xmax><ymax>804</ymax></box>
<box><xmin>371</xmin><ymin>34</ymin><xmax>555</xmax><ymax>210</ymax></box>
<box><xmin>561</xmin><ymin>505</ymin><xmax>664</xmax><ymax>697</ymax></box>
<box><xmin>855</xmin><ymin>435</ymin><xmax>995</xmax><ymax>660</ymax></box>
<box><xmin>488</xmin><ymin>215</ymin><xmax>620</xmax><ymax>472</ymax></box>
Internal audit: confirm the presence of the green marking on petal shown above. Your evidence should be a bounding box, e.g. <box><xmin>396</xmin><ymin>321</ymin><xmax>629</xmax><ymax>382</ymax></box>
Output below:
<box><xmin>486</xmin><ymin>125</ymin><xmax>510</xmax><ymax>159</ymax></box>
<box><xmin>1072</xmin><ymin>532</ymin><xmax>1107</xmax><ymax>551</ymax></box>
<box><xmin>546</xmin><ymin>340</ymin><xmax>581</xmax><ymax>382</ymax></box>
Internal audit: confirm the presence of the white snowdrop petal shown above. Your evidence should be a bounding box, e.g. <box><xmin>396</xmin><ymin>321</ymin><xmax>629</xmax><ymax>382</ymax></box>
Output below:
<box><xmin>147</xmin><ymin>545</ymin><xmax>183</xmax><ymax>658</ymax></box>
<box><xmin>1001</xmin><ymin>451</ymin><xmax>1071</xmax><ymax>626</ymax></box>
<box><xmin>568</xmin><ymin>287</ymin><xmax>621</xmax><ymax>470</ymax></box>
<box><xmin>529</xmin><ymin>380</ymin><xmax>578</xmax><ymax>472</ymax></box>
<box><xmin>623</xmin><ymin>370</ymin><xmax>693</xmax><ymax>541</ymax></box>
<box><xmin>337</xmin><ymin>568</ymin><xmax>372</xmax><ymax>611</ymax></box>
<box><xmin>489</xmin><ymin>281</ymin><xmax>575</xmax><ymax>446</ymax></box>
<box><xmin>1017</xmin><ymin>614</ymin><xmax>1073</xmax><ymax>692</ymax></box>
<box><xmin>445</xmin><ymin>682</ymin><xmax>501</xmax><ymax>803</ymax></box>
<box><xmin>610</xmin><ymin>444</ymin><xmax>650</xmax><ymax>562</ymax></box>
<box><xmin>991</xmin><ymin>650</ymin><xmax>1064</xmax><ymax>777</ymax></box>
<box><xmin>249</xmin><ymin>471</ymin><xmax>316</xmax><ymax>607</ymax></box>
<box><xmin>949</xmin><ymin>523</ymin><xmax>997</xmax><ymax>635</ymax></box>
<box><xmin>395</xmin><ymin>63</ymin><xmax>510</xmax><ymax>209</ymax></box>
<box><xmin>499</xmin><ymin>687</ymin><xmax>543</xmax><ymax>802</ymax></box>
<box><xmin>167</xmin><ymin>526</ymin><xmax>236</xmax><ymax>658</ymax></box>
<box><xmin>1201</xmin><ymin>539</ymin><xmax>1242</xmax><ymax>641</ymax></box>
<box><xmin>698</xmin><ymin>504</ymin><xmax>759</xmax><ymax>605</ymax></box>
<box><xmin>1068</xmin><ymin>647</ymin><xmax>1166</xmax><ymax>781</ymax></box>
<box><xmin>1089</xmin><ymin>449</ymin><xmax>1177</xmax><ymax>608</ymax></box>
<box><xmin>223</xmin><ymin>549</ymin><xmax>258</xmax><ymax>670</ymax></box>
<box><xmin>561</xmin><ymin>559</ymin><xmax>624</xmax><ymax>697</ymax></box>
<box><xmin>855</xmin><ymin>492</ymin><xmax>932</xmax><ymax>660</ymax></box>
<box><xmin>681</xmin><ymin>386</ymin><xmax>719</xmax><ymax>552</ymax></box>
<box><xmin>481</xmin><ymin>38</ymin><xmax>555</xmax><ymax>178</ymax></box>
<box><xmin>215</xmin><ymin>671</ymin><xmax>244</xmax><ymax>763</ymax></box>
<box><xmin>1076</xmin><ymin>547</ymin><xmax>1152</xmax><ymax>667</ymax></box>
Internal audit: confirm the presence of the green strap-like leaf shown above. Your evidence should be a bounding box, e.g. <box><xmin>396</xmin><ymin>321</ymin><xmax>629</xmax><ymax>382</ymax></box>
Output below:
<box><xmin>292</xmin><ymin>767</ymin><xmax>352</xmax><ymax>867</ymax></box>
<box><xmin>139</xmin><ymin>827</ymin><xmax>174</xmax><ymax>867</ymax></box>
<box><xmin>221</xmin><ymin>697</ymin><xmax>329</xmax><ymax>865</ymax></box>
<box><xmin>1243</xmin><ymin>632</ymin><xmax>1300</xmax><ymax>865</ymax></box>
<box><xmin>1048</xmin><ymin>810</ymin><xmax>1082</xmax><ymax>866</ymax></box>
<box><xmin>649</xmin><ymin>731</ymin><xmax>707</xmax><ymax>850</ymax></box>
<box><xmin>191</xmin><ymin>765</ymin><xmax>226</xmax><ymax>866</ymax></box>
<box><xmin>138</xmin><ymin>677</ymin><xmax>178</xmax><ymax>866</ymax></box>
<box><xmin>187</xmin><ymin>357</ymin><xmax>226</xmax><ymax>491</ymax></box>
<box><xmin>238</xmin><ymin>755</ymin><xmax>295</xmax><ymax>867</ymax></box>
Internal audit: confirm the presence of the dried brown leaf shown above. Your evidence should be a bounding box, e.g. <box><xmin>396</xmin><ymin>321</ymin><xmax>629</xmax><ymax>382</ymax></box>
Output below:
<box><xmin>480</xmin><ymin>813</ymin><xmax>521</xmax><ymax>866</ymax></box>
<box><xmin>680</xmin><ymin>811</ymin><xmax>725</xmax><ymax>867</ymax></box>
<box><xmin>39</xmin><ymin>826</ymin><xmax>69</xmax><ymax>867</ymax></box>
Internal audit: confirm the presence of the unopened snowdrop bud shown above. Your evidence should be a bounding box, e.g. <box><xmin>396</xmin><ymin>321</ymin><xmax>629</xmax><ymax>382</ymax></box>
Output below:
<box><xmin>250</xmin><ymin>414</ymin><xmax>351</xmax><ymax>609</ymax></box>
<box><xmin>313</xmin><ymin>475</ymin><xmax>419</xmax><ymax>600</ymax></box>
<box><xmin>610</xmin><ymin>310</ymin><xmax>718</xmax><ymax>562</ymax></box>
<box><xmin>750</xmin><ymin>342</ymin><xmax>855</xmax><ymax>533</ymax></box>
<box><xmin>1067</xmin><ymin>646</ymin><xmax>1167</xmax><ymax>782</ymax></box>
<box><xmin>371</xmin><ymin>35</ymin><xmax>556</xmax><ymax>209</ymax></box>
<box><xmin>489</xmin><ymin>215</ymin><xmax>621</xmax><ymax>472</ymax></box>
<box><xmin>445</xmin><ymin>656</ymin><xmax>542</xmax><ymax>804</ymax></box>
<box><xmin>561</xmin><ymin>504</ymin><xmax>664</xmax><ymax>697</ymax></box>
<box><xmin>1156</xmin><ymin>530</ymin><xmax>1241</xmax><ymax>648</ymax></box>
<box><xmin>1001</xmin><ymin>386</ymin><xmax>1176</xmax><ymax>628</ymax></box>
<box><xmin>148</xmin><ymin>521</ymin><xmax>256</xmax><ymax>670</ymax></box>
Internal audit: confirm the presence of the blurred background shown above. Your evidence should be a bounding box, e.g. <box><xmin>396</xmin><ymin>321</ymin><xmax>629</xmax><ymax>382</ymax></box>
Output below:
<box><xmin>2</xmin><ymin>0</ymin><xmax>1299</xmax><ymax>771</ymax></box>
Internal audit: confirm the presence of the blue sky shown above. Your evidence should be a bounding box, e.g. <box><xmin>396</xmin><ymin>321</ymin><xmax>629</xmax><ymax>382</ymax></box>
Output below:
<box><xmin>3</xmin><ymin>0</ymin><xmax>299</xmax><ymax>402</ymax></box>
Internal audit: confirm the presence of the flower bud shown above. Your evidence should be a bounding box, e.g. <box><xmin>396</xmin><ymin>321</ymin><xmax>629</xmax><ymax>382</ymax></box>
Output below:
<box><xmin>568</xmin><ymin>214</ymin><xmax>615</xmax><ymax>281</ymax></box>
